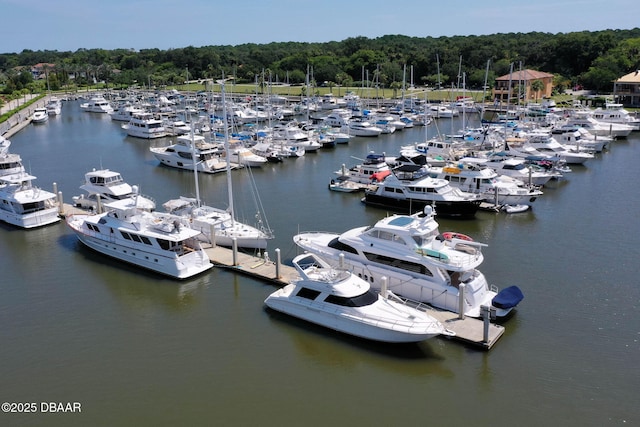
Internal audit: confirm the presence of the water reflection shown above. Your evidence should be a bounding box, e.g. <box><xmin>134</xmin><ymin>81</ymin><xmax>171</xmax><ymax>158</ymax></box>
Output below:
<box><xmin>263</xmin><ymin>307</ymin><xmax>457</xmax><ymax>379</ymax></box>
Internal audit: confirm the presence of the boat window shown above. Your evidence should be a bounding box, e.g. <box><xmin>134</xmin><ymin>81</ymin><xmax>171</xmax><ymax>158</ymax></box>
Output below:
<box><xmin>157</xmin><ymin>238</ymin><xmax>170</xmax><ymax>250</ymax></box>
<box><xmin>364</xmin><ymin>252</ymin><xmax>432</xmax><ymax>276</ymax></box>
<box><xmin>140</xmin><ymin>236</ymin><xmax>152</xmax><ymax>245</ymax></box>
<box><xmin>295</xmin><ymin>287</ymin><xmax>321</xmax><ymax>300</ymax></box>
<box><xmin>324</xmin><ymin>290</ymin><xmax>378</xmax><ymax>307</ymax></box>
<box><xmin>327</xmin><ymin>237</ymin><xmax>358</xmax><ymax>254</ymax></box>
<box><xmin>121</xmin><ymin>231</ymin><xmax>132</xmax><ymax>240</ymax></box>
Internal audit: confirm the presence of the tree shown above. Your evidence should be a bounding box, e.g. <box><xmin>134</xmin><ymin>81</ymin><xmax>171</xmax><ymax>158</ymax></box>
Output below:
<box><xmin>530</xmin><ymin>79</ymin><xmax>544</xmax><ymax>102</ymax></box>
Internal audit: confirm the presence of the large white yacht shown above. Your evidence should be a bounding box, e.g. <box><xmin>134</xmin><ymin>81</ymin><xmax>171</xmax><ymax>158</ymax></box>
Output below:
<box><xmin>122</xmin><ymin>112</ymin><xmax>167</xmax><ymax>139</ymax></box>
<box><xmin>150</xmin><ymin>134</ymin><xmax>232</xmax><ymax>174</ymax></box>
<box><xmin>66</xmin><ymin>198</ymin><xmax>212</xmax><ymax>279</ymax></box>
<box><xmin>426</xmin><ymin>160</ymin><xmax>543</xmax><ymax>207</ymax></box>
<box><xmin>363</xmin><ymin>164</ymin><xmax>483</xmax><ymax>219</ymax></box>
<box><xmin>344</xmin><ymin>119</ymin><xmax>383</xmax><ymax>137</ymax></box>
<box><xmin>0</xmin><ymin>171</ymin><xmax>60</xmax><ymax>229</ymax></box>
<box><xmin>591</xmin><ymin>103</ymin><xmax>640</xmax><ymax>131</ymax></box>
<box><xmin>72</xmin><ymin>168</ymin><xmax>156</xmax><ymax>211</ymax></box>
<box><xmin>265</xmin><ymin>252</ymin><xmax>454</xmax><ymax>343</ymax></box>
<box><xmin>80</xmin><ymin>96</ymin><xmax>114</xmax><ymax>113</ymax></box>
<box><xmin>467</xmin><ymin>154</ymin><xmax>558</xmax><ymax>186</ymax></box>
<box><xmin>294</xmin><ymin>207</ymin><xmax>524</xmax><ymax>319</ymax></box>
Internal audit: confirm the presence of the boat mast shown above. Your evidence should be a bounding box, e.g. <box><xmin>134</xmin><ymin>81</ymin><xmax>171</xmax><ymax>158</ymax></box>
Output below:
<box><xmin>219</xmin><ymin>78</ymin><xmax>235</xmax><ymax>225</ymax></box>
<box><xmin>189</xmin><ymin>126</ymin><xmax>201</xmax><ymax>208</ymax></box>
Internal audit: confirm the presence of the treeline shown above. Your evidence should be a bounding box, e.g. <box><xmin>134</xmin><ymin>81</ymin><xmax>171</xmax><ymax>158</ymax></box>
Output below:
<box><xmin>2</xmin><ymin>29</ymin><xmax>640</xmax><ymax>95</ymax></box>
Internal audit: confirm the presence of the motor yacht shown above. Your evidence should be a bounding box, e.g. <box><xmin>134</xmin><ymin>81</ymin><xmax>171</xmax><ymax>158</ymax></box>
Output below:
<box><xmin>80</xmin><ymin>96</ymin><xmax>114</xmax><ymax>113</ymax></box>
<box><xmin>426</xmin><ymin>160</ymin><xmax>543</xmax><ymax>207</ymax></box>
<box><xmin>344</xmin><ymin>119</ymin><xmax>382</xmax><ymax>137</ymax></box>
<box><xmin>293</xmin><ymin>207</ymin><xmax>524</xmax><ymax>319</ymax></box>
<box><xmin>265</xmin><ymin>252</ymin><xmax>454</xmax><ymax>343</ymax></box>
<box><xmin>45</xmin><ymin>97</ymin><xmax>62</xmax><ymax>116</ymax></box>
<box><xmin>72</xmin><ymin>168</ymin><xmax>156</xmax><ymax>211</ymax></box>
<box><xmin>66</xmin><ymin>198</ymin><xmax>212</xmax><ymax>279</ymax></box>
<box><xmin>150</xmin><ymin>134</ymin><xmax>233</xmax><ymax>174</ymax></box>
<box><xmin>0</xmin><ymin>171</ymin><xmax>60</xmax><ymax>228</ymax></box>
<box><xmin>122</xmin><ymin>112</ymin><xmax>167</xmax><ymax>139</ymax></box>
<box><xmin>31</xmin><ymin>107</ymin><xmax>49</xmax><ymax>124</ymax></box>
<box><xmin>362</xmin><ymin>164</ymin><xmax>483</xmax><ymax>219</ymax></box>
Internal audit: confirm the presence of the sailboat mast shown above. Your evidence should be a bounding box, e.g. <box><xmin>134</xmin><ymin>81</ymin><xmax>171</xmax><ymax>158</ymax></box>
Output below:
<box><xmin>220</xmin><ymin>79</ymin><xmax>235</xmax><ymax>225</ymax></box>
<box><xmin>190</xmin><ymin>126</ymin><xmax>201</xmax><ymax>208</ymax></box>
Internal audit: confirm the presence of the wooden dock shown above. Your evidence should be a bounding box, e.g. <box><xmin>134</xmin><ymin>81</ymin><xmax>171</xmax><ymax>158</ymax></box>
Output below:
<box><xmin>58</xmin><ymin>202</ymin><xmax>505</xmax><ymax>350</ymax></box>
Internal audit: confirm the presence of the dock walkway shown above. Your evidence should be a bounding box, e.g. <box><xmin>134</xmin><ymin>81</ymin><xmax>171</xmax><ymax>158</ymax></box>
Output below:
<box><xmin>203</xmin><ymin>242</ymin><xmax>505</xmax><ymax>350</ymax></box>
<box><xmin>58</xmin><ymin>202</ymin><xmax>506</xmax><ymax>350</ymax></box>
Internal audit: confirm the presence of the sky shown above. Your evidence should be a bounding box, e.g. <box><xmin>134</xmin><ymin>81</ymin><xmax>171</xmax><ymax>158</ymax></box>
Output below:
<box><xmin>0</xmin><ymin>0</ymin><xmax>637</xmax><ymax>53</ymax></box>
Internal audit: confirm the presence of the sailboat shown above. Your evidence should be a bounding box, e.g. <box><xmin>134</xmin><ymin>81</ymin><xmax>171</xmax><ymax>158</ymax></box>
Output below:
<box><xmin>163</xmin><ymin>79</ymin><xmax>274</xmax><ymax>250</ymax></box>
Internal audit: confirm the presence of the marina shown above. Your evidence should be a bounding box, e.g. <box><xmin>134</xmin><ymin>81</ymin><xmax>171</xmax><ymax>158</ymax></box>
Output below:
<box><xmin>1</xmin><ymin>96</ymin><xmax>638</xmax><ymax>425</ymax></box>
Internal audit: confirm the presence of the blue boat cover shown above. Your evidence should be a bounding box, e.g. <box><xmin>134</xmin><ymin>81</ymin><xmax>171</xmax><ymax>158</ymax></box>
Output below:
<box><xmin>492</xmin><ymin>285</ymin><xmax>524</xmax><ymax>309</ymax></box>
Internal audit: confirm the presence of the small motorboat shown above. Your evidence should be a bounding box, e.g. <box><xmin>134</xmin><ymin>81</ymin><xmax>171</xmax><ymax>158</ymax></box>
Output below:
<box><xmin>264</xmin><ymin>252</ymin><xmax>454</xmax><ymax>343</ymax></box>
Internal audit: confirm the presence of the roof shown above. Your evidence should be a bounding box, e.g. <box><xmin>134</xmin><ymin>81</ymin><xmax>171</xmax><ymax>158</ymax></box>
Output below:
<box><xmin>615</xmin><ymin>70</ymin><xmax>640</xmax><ymax>83</ymax></box>
<box><xmin>495</xmin><ymin>69</ymin><xmax>554</xmax><ymax>81</ymax></box>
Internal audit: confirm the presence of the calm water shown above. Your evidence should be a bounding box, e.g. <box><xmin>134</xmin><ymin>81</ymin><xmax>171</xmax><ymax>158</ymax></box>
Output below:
<box><xmin>1</xmin><ymin>101</ymin><xmax>638</xmax><ymax>426</ymax></box>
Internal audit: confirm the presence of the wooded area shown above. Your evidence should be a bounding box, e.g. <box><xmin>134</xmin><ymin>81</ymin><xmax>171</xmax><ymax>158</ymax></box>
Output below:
<box><xmin>2</xmin><ymin>29</ymin><xmax>640</xmax><ymax>97</ymax></box>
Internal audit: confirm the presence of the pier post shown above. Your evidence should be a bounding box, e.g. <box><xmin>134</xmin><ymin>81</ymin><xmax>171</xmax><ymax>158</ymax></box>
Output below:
<box><xmin>275</xmin><ymin>248</ymin><xmax>281</xmax><ymax>279</ymax></box>
<box><xmin>481</xmin><ymin>305</ymin><xmax>495</xmax><ymax>343</ymax></box>
<box><xmin>481</xmin><ymin>306</ymin><xmax>489</xmax><ymax>343</ymax></box>
<box><xmin>232</xmin><ymin>238</ymin><xmax>238</xmax><ymax>266</ymax></box>
<box><xmin>209</xmin><ymin>224</ymin><xmax>216</xmax><ymax>248</ymax></box>
<box><xmin>458</xmin><ymin>283</ymin><xmax>466</xmax><ymax>319</ymax></box>
<box><xmin>380</xmin><ymin>276</ymin><xmax>388</xmax><ymax>299</ymax></box>
<box><xmin>57</xmin><ymin>191</ymin><xmax>64</xmax><ymax>216</ymax></box>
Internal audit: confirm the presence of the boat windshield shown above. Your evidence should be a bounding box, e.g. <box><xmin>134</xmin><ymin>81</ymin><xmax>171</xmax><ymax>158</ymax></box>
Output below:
<box><xmin>324</xmin><ymin>290</ymin><xmax>378</xmax><ymax>307</ymax></box>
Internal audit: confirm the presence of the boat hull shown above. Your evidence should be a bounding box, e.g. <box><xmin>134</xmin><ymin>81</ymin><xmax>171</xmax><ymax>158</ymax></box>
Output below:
<box><xmin>265</xmin><ymin>294</ymin><xmax>442</xmax><ymax>343</ymax></box>
<box><xmin>0</xmin><ymin>207</ymin><xmax>60</xmax><ymax>228</ymax></box>
<box><xmin>362</xmin><ymin>192</ymin><xmax>480</xmax><ymax>219</ymax></box>
<box><xmin>67</xmin><ymin>216</ymin><xmax>212</xmax><ymax>279</ymax></box>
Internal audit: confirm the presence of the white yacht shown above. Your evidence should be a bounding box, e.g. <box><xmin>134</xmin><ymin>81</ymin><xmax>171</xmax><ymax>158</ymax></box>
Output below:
<box><xmin>469</xmin><ymin>154</ymin><xmax>558</xmax><ymax>186</ymax></box>
<box><xmin>344</xmin><ymin>119</ymin><xmax>382</xmax><ymax>137</ymax></box>
<box><xmin>332</xmin><ymin>152</ymin><xmax>391</xmax><ymax>188</ymax></box>
<box><xmin>163</xmin><ymin>118</ymin><xmax>192</xmax><ymax>136</ymax></box>
<box><xmin>150</xmin><ymin>134</ymin><xmax>232</xmax><ymax>174</ymax></box>
<box><xmin>31</xmin><ymin>107</ymin><xmax>49</xmax><ymax>124</ymax></box>
<box><xmin>45</xmin><ymin>97</ymin><xmax>62</xmax><ymax>116</ymax></box>
<box><xmin>72</xmin><ymin>168</ymin><xmax>156</xmax><ymax>212</ymax></box>
<box><xmin>271</xmin><ymin>123</ymin><xmax>322</xmax><ymax>152</ymax></box>
<box><xmin>563</xmin><ymin>110</ymin><xmax>633</xmax><ymax>138</ymax></box>
<box><xmin>591</xmin><ymin>103</ymin><xmax>640</xmax><ymax>131</ymax></box>
<box><xmin>225</xmin><ymin>141</ymin><xmax>268</xmax><ymax>168</ymax></box>
<box><xmin>109</xmin><ymin>104</ymin><xmax>146</xmax><ymax>122</ymax></box>
<box><xmin>426</xmin><ymin>161</ymin><xmax>543</xmax><ymax>207</ymax></box>
<box><xmin>0</xmin><ymin>171</ymin><xmax>60</xmax><ymax>228</ymax></box>
<box><xmin>80</xmin><ymin>96</ymin><xmax>114</xmax><ymax>113</ymax></box>
<box><xmin>66</xmin><ymin>198</ymin><xmax>212</xmax><ymax>279</ymax></box>
<box><xmin>265</xmin><ymin>252</ymin><xmax>453</xmax><ymax>343</ymax></box>
<box><xmin>293</xmin><ymin>207</ymin><xmax>524</xmax><ymax>319</ymax></box>
<box><xmin>363</xmin><ymin>164</ymin><xmax>483</xmax><ymax>219</ymax></box>
<box><xmin>524</xmin><ymin>132</ymin><xmax>594</xmax><ymax>164</ymax></box>
<box><xmin>122</xmin><ymin>112</ymin><xmax>167</xmax><ymax>139</ymax></box>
